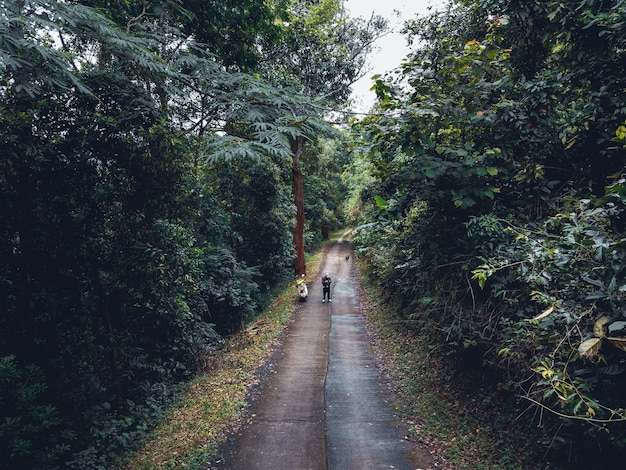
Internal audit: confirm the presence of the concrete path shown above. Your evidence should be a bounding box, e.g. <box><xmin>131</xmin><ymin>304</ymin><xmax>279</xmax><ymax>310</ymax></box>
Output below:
<box><xmin>215</xmin><ymin>241</ymin><xmax>430</xmax><ymax>469</ymax></box>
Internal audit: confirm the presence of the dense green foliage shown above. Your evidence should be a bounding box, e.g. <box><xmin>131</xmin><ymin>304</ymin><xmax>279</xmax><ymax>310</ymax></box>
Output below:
<box><xmin>16</xmin><ymin>0</ymin><xmax>626</xmax><ymax>466</ymax></box>
<box><xmin>349</xmin><ymin>0</ymin><xmax>626</xmax><ymax>466</ymax></box>
<box><xmin>0</xmin><ymin>0</ymin><xmax>370</xmax><ymax>467</ymax></box>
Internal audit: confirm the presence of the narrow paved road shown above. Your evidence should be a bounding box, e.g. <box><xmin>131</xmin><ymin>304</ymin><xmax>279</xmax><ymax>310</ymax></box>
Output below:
<box><xmin>215</xmin><ymin>241</ymin><xmax>431</xmax><ymax>469</ymax></box>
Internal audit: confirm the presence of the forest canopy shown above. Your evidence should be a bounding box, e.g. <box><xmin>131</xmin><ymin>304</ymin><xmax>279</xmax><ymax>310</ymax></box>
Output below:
<box><xmin>3</xmin><ymin>0</ymin><xmax>626</xmax><ymax>467</ymax></box>
<box><xmin>0</xmin><ymin>0</ymin><xmax>382</xmax><ymax>467</ymax></box>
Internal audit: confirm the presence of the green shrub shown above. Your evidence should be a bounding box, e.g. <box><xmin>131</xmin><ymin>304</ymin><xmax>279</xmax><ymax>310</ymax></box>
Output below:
<box><xmin>0</xmin><ymin>355</ymin><xmax>68</xmax><ymax>470</ymax></box>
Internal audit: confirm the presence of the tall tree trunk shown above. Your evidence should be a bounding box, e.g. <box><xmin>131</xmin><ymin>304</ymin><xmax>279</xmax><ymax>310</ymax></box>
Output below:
<box><xmin>321</xmin><ymin>224</ymin><xmax>329</xmax><ymax>240</ymax></box>
<box><xmin>291</xmin><ymin>136</ymin><xmax>306</xmax><ymax>276</ymax></box>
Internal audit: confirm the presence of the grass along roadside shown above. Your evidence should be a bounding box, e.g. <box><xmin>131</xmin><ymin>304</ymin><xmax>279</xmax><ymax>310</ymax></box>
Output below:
<box><xmin>357</xmin><ymin>272</ymin><xmax>546</xmax><ymax>469</ymax></box>
<box><xmin>121</xmin><ymin>246</ymin><xmax>328</xmax><ymax>469</ymax></box>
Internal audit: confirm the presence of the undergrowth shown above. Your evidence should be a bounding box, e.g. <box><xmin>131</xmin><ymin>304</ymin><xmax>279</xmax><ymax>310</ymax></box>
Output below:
<box><xmin>119</xmin><ymin>245</ymin><xmax>328</xmax><ymax>469</ymax></box>
<box><xmin>357</xmin><ymin>274</ymin><xmax>552</xmax><ymax>469</ymax></box>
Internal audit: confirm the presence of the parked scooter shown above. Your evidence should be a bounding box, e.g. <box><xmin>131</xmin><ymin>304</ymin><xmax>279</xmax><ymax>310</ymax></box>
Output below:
<box><xmin>296</xmin><ymin>274</ymin><xmax>308</xmax><ymax>302</ymax></box>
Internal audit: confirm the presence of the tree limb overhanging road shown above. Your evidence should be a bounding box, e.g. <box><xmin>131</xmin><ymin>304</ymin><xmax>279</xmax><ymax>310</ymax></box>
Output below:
<box><xmin>214</xmin><ymin>241</ymin><xmax>434</xmax><ymax>469</ymax></box>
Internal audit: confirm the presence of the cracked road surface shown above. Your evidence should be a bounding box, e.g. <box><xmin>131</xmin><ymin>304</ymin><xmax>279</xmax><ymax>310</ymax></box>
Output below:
<box><xmin>215</xmin><ymin>241</ymin><xmax>431</xmax><ymax>469</ymax></box>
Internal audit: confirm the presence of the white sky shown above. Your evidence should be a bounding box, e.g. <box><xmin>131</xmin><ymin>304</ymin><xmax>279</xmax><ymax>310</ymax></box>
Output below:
<box><xmin>345</xmin><ymin>0</ymin><xmax>448</xmax><ymax>113</ymax></box>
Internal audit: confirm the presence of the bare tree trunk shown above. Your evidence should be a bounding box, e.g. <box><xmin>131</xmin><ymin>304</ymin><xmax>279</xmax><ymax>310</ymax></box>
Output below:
<box><xmin>321</xmin><ymin>224</ymin><xmax>329</xmax><ymax>240</ymax></box>
<box><xmin>291</xmin><ymin>136</ymin><xmax>306</xmax><ymax>276</ymax></box>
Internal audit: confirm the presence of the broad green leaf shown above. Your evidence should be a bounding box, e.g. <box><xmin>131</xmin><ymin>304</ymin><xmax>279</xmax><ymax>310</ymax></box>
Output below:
<box><xmin>608</xmin><ymin>321</ymin><xmax>626</xmax><ymax>333</ymax></box>
<box><xmin>573</xmin><ymin>400</ymin><xmax>584</xmax><ymax>415</ymax></box>
<box><xmin>374</xmin><ymin>195</ymin><xmax>390</xmax><ymax>210</ymax></box>
<box><xmin>486</xmin><ymin>167</ymin><xmax>498</xmax><ymax>176</ymax></box>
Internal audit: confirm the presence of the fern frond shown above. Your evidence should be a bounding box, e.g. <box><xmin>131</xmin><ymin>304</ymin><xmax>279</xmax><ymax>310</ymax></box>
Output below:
<box><xmin>200</xmin><ymin>134</ymin><xmax>292</xmax><ymax>163</ymax></box>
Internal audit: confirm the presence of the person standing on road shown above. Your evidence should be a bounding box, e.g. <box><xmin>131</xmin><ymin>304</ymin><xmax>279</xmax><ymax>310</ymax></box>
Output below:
<box><xmin>321</xmin><ymin>272</ymin><xmax>332</xmax><ymax>302</ymax></box>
